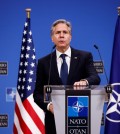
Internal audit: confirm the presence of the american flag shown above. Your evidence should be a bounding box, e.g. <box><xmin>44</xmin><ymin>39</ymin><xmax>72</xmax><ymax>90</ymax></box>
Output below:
<box><xmin>13</xmin><ymin>18</ymin><xmax>45</xmax><ymax>134</ymax></box>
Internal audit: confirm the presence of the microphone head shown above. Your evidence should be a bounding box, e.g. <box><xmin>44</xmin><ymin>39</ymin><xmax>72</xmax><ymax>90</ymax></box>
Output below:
<box><xmin>94</xmin><ymin>44</ymin><xmax>98</xmax><ymax>49</ymax></box>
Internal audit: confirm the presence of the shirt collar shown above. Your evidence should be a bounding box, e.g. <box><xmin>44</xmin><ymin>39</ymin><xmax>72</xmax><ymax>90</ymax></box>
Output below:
<box><xmin>56</xmin><ymin>47</ymin><xmax>71</xmax><ymax>59</ymax></box>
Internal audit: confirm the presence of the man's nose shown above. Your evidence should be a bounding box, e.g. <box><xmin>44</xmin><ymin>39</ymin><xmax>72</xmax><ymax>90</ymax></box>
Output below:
<box><xmin>60</xmin><ymin>32</ymin><xmax>64</xmax><ymax>37</ymax></box>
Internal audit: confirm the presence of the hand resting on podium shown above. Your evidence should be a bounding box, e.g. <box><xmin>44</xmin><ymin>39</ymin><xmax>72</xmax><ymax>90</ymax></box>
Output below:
<box><xmin>74</xmin><ymin>79</ymin><xmax>88</xmax><ymax>90</ymax></box>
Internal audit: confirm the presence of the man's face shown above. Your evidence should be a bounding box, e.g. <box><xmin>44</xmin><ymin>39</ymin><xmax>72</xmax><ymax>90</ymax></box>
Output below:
<box><xmin>51</xmin><ymin>23</ymin><xmax>72</xmax><ymax>52</ymax></box>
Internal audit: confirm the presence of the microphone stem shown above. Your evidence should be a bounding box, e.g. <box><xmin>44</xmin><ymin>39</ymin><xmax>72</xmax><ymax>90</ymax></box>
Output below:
<box><xmin>47</xmin><ymin>46</ymin><xmax>56</xmax><ymax>85</ymax></box>
<box><xmin>97</xmin><ymin>49</ymin><xmax>109</xmax><ymax>84</ymax></box>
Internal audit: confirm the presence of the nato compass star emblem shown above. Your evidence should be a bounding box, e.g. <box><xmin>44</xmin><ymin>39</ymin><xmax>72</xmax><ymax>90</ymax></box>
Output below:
<box><xmin>106</xmin><ymin>83</ymin><xmax>120</xmax><ymax>122</ymax></box>
<box><xmin>72</xmin><ymin>101</ymin><xmax>84</xmax><ymax>113</ymax></box>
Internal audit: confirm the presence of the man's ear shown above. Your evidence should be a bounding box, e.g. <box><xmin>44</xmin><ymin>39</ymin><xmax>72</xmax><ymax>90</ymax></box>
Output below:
<box><xmin>51</xmin><ymin>36</ymin><xmax>54</xmax><ymax>42</ymax></box>
<box><xmin>70</xmin><ymin>35</ymin><xmax>72</xmax><ymax>42</ymax></box>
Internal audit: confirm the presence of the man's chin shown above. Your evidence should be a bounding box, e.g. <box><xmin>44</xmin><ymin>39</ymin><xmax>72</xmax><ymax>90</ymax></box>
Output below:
<box><xmin>59</xmin><ymin>44</ymin><xmax>68</xmax><ymax>48</ymax></box>
<box><xmin>57</xmin><ymin>45</ymin><xmax>69</xmax><ymax>52</ymax></box>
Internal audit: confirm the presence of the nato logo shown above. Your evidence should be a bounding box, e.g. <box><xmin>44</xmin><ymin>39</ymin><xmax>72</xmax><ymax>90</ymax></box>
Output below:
<box><xmin>72</xmin><ymin>101</ymin><xmax>84</xmax><ymax>113</ymax></box>
<box><xmin>106</xmin><ymin>84</ymin><xmax>120</xmax><ymax>123</ymax></box>
<box><xmin>68</xmin><ymin>96</ymin><xmax>89</xmax><ymax>117</ymax></box>
<box><xmin>6</xmin><ymin>88</ymin><xmax>16</xmax><ymax>102</ymax></box>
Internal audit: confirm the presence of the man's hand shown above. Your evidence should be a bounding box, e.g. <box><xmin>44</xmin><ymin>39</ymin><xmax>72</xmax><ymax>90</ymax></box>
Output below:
<box><xmin>74</xmin><ymin>80</ymin><xmax>87</xmax><ymax>86</ymax></box>
<box><xmin>73</xmin><ymin>80</ymin><xmax>88</xmax><ymax>90</ymax></box>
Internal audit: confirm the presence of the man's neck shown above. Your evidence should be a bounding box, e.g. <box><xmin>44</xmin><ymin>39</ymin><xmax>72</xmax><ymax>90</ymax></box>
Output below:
<box><xmin>56</xmin><ymin>46</ymin><xmax>70</xmax><ymax>53</ymax></box>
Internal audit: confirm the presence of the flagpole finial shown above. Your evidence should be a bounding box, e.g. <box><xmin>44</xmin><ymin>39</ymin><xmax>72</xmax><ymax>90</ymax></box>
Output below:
<box><xmin>25</xmin><ymin>8</ymin><xmax>31</xmax><ymax>18</ymax></box>
<box><xmin>117</xmin><ymin>7</ymin><xmax>120</xmax><ymax>16</ymax></box>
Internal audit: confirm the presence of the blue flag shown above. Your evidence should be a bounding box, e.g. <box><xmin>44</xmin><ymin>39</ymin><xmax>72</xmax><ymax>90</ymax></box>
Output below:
<box><xmin>104</xmin><ymin>14</ymin><xmax>120</xmax><ymax>133</ymax></box>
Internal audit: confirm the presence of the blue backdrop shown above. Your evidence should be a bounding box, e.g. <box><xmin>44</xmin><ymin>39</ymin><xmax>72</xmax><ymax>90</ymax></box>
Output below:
<box><xmin>0</xmin><ymin>0</ymin><xmax>120</xmax><ymax>133</ymax></box>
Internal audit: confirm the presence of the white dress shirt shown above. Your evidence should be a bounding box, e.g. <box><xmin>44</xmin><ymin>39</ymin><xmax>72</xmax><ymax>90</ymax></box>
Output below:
<box><xmin>47</xmin><ymin>47</ymin><xmax>71</xmax><ymax>111</ymax></box>
<box><xmin>56</xmin><ymin>47</ymin><xmax>71</xmax><ymax>76</ymax></box>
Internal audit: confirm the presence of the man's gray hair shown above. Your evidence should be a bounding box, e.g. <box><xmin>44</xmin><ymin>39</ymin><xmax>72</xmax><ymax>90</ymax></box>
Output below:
<box><xmin>50</xmin><ymin>19</ymin><xmax>72</xmax><ymax>36</ymax></box>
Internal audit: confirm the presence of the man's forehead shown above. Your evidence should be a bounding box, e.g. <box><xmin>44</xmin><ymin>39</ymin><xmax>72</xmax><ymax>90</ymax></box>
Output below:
<box><xmin>54</xmin><ymin>23</ymin><xmax>69</xmax><ymax>30</ymax></box>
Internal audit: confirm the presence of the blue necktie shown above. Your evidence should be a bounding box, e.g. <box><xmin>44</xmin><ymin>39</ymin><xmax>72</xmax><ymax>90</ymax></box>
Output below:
<box><xmin>60</xmin><ymin>54</ymin><xmax>68</xmax><ymax>85</ymax></box>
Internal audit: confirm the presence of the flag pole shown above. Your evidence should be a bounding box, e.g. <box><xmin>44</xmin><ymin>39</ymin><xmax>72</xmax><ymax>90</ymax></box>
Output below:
<box><xmin>25</xmin><ymin>8</ymin><xmax>31</xmax><ymax>18</ymax></box>
<box><xmin>117</xmin><ymin>7</ymin><xmax>120</xmax><ymax>16</ymax></box>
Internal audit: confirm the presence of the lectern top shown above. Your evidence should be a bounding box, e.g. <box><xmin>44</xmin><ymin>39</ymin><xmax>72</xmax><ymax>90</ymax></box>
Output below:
<box><xmin>44</xmin><ymin>85</ymin><xmax>105</xmax><ymax>90</ymax></box>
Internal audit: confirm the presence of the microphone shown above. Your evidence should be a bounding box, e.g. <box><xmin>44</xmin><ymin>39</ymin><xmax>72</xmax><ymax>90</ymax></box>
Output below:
<box><xmin>48</xmin><ymin>45</ymin><xmax>56</xmax><ymax>85</ymax></box>
<box><xmin>45</xmin><ymin>45</ymin><xmax>56</xmax><ymax>102</ymax></box>
<box><xmin>94</xmin><ymin>44</ymin><xmax>109</xmax><ymax>84</ymax></box>
<box><xmin>94</xmin><ymin>44</ymin><xmax>112</xmax><ymax>94</ymax></box>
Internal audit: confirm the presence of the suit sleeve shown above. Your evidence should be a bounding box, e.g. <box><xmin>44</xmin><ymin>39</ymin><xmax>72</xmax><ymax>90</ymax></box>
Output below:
<box><xmin>84</xmin><ymin>52</ymin><xmax>101</xmax><ymax>85</ymax></box>
<box><xmin>33</xmin><ymin>59</ymin><xmax>48</xmax><ymax>112</ymax></box>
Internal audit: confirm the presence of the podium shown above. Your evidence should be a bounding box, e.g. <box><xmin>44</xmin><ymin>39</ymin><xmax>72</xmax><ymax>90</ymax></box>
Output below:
<box><xmin>44</xmin><ymin>85</ymin><xmax>107</xmax><ymax>134</ymax></box>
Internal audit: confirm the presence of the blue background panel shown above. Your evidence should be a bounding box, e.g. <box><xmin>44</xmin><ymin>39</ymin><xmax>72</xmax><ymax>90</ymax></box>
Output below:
<box><xmin>0</xmin><ymin>0</ymin><xmax>120</xmax><ymax>133</ymax></box>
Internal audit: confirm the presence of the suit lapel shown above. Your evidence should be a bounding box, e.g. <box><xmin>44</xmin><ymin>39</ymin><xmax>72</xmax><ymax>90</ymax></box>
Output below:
<box><xmin>67</xmin><ymin>49</ymin><xmax>79</xmax><ymax>83</ymax></box>
<box><xmin>51</xmin><ymin>48</ymin><xmax>80</xmax><ymax>85</ymax></box>
<box><xmin>51</xmin><ymin>51</ymin><xmax>62</xmax><ymax>84</ymax></box>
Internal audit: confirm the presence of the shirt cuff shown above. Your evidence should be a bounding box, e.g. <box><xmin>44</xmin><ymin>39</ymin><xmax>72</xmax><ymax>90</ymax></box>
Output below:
<box><xmin>47</xmin><ymin>102</ymin><xmax>52</xmax><ymax>111</ymax></box>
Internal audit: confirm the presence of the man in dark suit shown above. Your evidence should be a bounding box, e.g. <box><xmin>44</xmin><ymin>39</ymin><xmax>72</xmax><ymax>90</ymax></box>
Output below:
<box><xmin>33</xmin><ymin>19</ymin><xmax>100</xmax><ymax>134</ymax></box>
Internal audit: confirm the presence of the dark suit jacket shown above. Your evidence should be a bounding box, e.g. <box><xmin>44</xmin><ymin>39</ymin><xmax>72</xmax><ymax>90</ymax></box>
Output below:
<box><xmin>33</xmin><ymin>47</ymin><xmax>100</xmax><ymax>134</ymax></box>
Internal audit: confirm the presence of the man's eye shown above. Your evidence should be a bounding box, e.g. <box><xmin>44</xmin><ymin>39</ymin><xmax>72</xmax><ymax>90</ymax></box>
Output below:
<box><xmin>63</xmin><ymin>31</ymin><xmax>68</xmax><ymax>34</ymax></box>
<box><xmin>56</xmin><ymin>31</ymin><xmax>61</xmax><ymax>34</ymax></box>
<box><xmin>55</xmin><ymin>31</ymin><xmax>69</xmax><ymax>34</ymax></box>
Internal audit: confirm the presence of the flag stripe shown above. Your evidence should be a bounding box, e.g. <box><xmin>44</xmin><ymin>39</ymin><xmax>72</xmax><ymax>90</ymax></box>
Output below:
<box><xmin>23</xmin><ymin>97</ymin><xmax>45</xmax><ymax>134</ymax></box>
<box><xmin>15</xmin><ymin>102</ymin><xmax>32</xmax><ymax>134</ymax></box>
<box><xmin>14</xmin><ymin>112</ymin><xmax>23</xmax><ymax>134</ymax></box>
<box><xmin>13</xmin><ymin>124</ymin><xmax>17</xmax><ymax>134</ymax></box>
<box><xmin>16</xmin><ymin>91</ymin><xmax>42</xmax><ymax>134</ymax></box>
<box><xmin>28</xmin><ymin>94</ymin><xmax>45</xmax><ymax>122</ymax></box>
<box><xmin>13</xmin><ymin>124</ymin><xmax>18</xmax><ymax>134</ymax></box>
